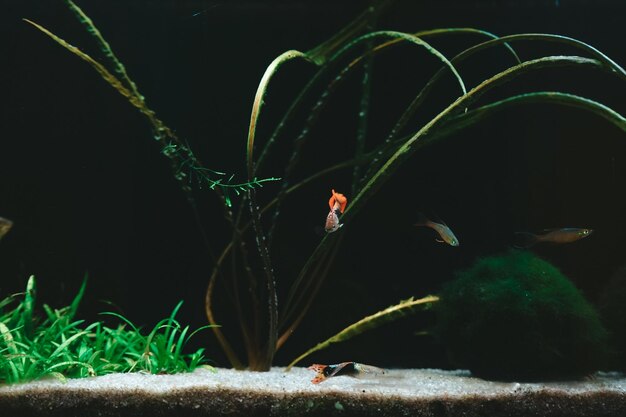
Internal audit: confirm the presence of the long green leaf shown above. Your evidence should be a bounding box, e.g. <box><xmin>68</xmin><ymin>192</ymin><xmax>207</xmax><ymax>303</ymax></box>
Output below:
<box><xmin>255</xmin><ymin>27</ymin><xmax>519</xmax><ymax>175</ymax></box>
<box><xmin>286</xmin><ymin>295</ymin><xmax>439</xmax><ymax>369</ymax></box>
<box><xmin>23</xmin><ymin>19</ymin><xmax>145</xmax><ymax>110</ymax></box>
<box><xmin>246</xmin><ymin>50</ymin><xmax>311</xmax><ymax>179</ymax></box>
<box><xmin>67</xmin><ymin>276</ymin><xmax>87</xmax><ymax>322</ymax></box>
<box><xmin>458</xmin><ymin>33</ymin><xmax>626</xmax><ymax>80</ymax></box>
<box><xmin>439</xmin><ymin>92</ymin><xmax>626</xmax><ymax>135</ymax></box>
<box><xmin>25</xmin><ymin>17</ymin><xmax>276</xmax><ymax>206</ymax></box>
<box><xmin>344</xmin><ymin>55</ymin><xmax>609</xmax><ymax>222</ymax></box>
<box><xmin>48</xmin><ymin>330</ymin><xmax>90</xmax><ymax>360</ymax></box>
<box><xmin>280</xmin><ymin>30</ymin><xmax>467</xmax><ymax>318</ymax></box>
<box><xmin>334</xmin><ymin>30</ymin><xmax>467</xmax><ymax>95</ymax></box>
<box><xmin>64</xmin><ymin>0</ymin><xmax>143</xmax><ymax>100</ymax></box>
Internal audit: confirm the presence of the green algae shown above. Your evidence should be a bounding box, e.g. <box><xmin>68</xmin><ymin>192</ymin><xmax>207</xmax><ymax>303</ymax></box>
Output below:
<box><xmin>436</xmin><ymin>250</ymin><xmax>609</xmax><ymax>380</ymax></box>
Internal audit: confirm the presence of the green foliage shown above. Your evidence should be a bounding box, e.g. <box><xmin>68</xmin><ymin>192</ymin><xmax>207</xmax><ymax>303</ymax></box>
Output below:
<box><xmin>598</xmin><ymin>265</ymin><xmax>626</xmax><ymax>371</ymax></box>
<box><xmin>25</xmin><ymin>0</ymin><xmax>279</xmax><ymax>207</ymax></box>
<box><xmin>436</xmin><ymin>250</ymin><xmax>609</xmax><ymax>380</ymax></box>
<box><xmin>0</xmin><ymin>276</ymin><xmax>214</xmax><ymax>384</ymax></box>
<box><xmin>25</xmin><ymin>1</ymin><xmax>626</xmax><ymax>372</ymax></box>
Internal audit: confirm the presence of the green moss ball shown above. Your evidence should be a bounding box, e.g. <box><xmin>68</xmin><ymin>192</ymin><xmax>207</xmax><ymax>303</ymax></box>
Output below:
<box><xmin>599</xmin><ymin>265</ymin><xmax>626</xmax><ymax>371</ymax></box>
<box><xmin>436</xmin><ymin>249</ymin><xmax>608</xmax><ymax>380</ymax></box>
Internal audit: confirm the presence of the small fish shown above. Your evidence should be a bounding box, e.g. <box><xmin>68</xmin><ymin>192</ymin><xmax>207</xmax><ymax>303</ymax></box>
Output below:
<box><xmin>324</xmin><ymin>189</ymin><xmax>347</xmax><ymax>233</ymax></box>
<box><xmin>414</xmin><ymin>213</ymin><xmax>459</xmax><ymax>246</ymax></box>
<box><xmin>514</xmin><ymin>228</ymin><xmax>593</xmax><ymax>248</ymax></box>
<box><xmin>308</xmin><ymin>362</ymin><xmax>386</xmax><ymax>384</ymax></box>
<box><xmin>0</xmin><ymin>217</ymin><xmax>13</xmax><ymax>240</ymax></box>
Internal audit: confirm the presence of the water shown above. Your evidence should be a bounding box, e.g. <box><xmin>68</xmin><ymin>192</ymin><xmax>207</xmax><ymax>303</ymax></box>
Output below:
<box><xmin>0</xmin><ymin>0</ymin><xmax>625</xmax><ymax>373</ymax></box>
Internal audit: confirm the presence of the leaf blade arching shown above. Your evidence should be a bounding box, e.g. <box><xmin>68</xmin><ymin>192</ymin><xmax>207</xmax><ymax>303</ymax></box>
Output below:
<box><xmin>344</xmin><ymin>55</ymin><xmax>612</xmax><ymax>222</ymax></box>
<box><xmin>439</xmin><ymin>92</ymin><xmax>626</xmax><ymax>136</ymax></box>
<box><xmin>286</xmin><ymin>295</ymin><xmax>439</xmax><ymax>370</ymax></box>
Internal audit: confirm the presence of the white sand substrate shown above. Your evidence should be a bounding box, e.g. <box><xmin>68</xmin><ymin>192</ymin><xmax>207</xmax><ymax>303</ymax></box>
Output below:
<box><xmin>1</xmin><ymin>367</ymin><xmax>625</xmax><ymax>416</ymax></box>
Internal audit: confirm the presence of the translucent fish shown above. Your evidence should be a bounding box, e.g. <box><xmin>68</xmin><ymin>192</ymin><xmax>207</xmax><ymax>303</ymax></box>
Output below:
<box><xmin>0</xmin><ymin>217</ymin><xmax>13</xmax><ymax>240</ymax></box>
<box><xmin>514</xmin><ymin>228</ymin><xmax>593</xmax><ymax>248</ymax></box>
<box><xmin>414</xmin><ymin>213</ymin><xmax>459</xmax><ymax>246</ymax></box>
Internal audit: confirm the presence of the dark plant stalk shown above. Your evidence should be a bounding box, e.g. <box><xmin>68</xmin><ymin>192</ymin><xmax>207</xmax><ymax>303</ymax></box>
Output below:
<box><xmin>246</xmin><ymin>189</ymin><xmax>278</xmax><ymax>371</ymax></box>
<box><xmin>276</xmin><ymin>234</ymin><xmax>345</xmax><ymax>350</ymax></box>
<box><xmin>202</xmin><ymin>152</ymin><xmax>379</xmax><ymax>368</ymax></box>
<box><xmin>229</xmin><ymin>234</ymin><xmax>254</xmax><ymax>362</ymax></box>
<box><xmin>204</xmin><ymin>257</ymin><xmax>244</xmax><ymax>369</ymax></box>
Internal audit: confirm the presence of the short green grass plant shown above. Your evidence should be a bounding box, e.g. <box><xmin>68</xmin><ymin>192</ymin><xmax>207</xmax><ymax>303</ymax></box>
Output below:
<box><xmin>0</xmin><ymin>276</ymin><xmax>213</xmax><ymax>384</ymax></box>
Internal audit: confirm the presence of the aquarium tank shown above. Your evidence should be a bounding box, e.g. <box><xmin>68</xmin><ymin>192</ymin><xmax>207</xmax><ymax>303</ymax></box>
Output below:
<box><xmin>0</xmin><ymin>0</ymin><xmax>625</xmax><ymax>383</ymax></box>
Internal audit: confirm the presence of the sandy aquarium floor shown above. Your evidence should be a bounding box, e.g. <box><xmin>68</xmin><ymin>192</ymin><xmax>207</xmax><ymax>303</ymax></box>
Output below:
<box><xmin>0</xmin><ymin>367</ymin><xmax>625</xmax><ymax>417</ymax></box>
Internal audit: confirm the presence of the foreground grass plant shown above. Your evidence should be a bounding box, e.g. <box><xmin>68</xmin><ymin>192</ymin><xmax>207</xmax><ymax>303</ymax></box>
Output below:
<box><xmin>25</xmin><ymin>1</ymin><xmax>626</xmax><ymax>371</ymax></box>
<box><xmin>0</xmin><ymin>276</ymin><xmax>213</xmax><ymax>384</ymax></box>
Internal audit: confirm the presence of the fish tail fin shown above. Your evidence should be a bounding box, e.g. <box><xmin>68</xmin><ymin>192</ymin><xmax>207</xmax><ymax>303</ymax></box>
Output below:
<box><xmin>414</xmin><ymin>212</ymin><xmax>430</xmax><ymax>227</ymax></box>
<box><xmin>513</xmin><ymin>232</ymin><xmax>538</xmax><ymax>248</ymax></box>
<box><xmin>431</xmin><ymin>212</ymin><xmax>447</xmax><ymax>226</ymax></box>
<box><xmin>308</xmin><ymin>364</ymin><xmax>328</xmax><ymax>384</ymax></box>
<box><xmin>311</xmin><ymin>374</ymin><xmax>326</xmax><ymax>384</ymax></box>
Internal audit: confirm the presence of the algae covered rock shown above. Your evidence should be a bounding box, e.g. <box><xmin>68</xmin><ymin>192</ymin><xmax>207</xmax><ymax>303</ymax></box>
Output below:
<box><xmin>436</xmin><ymin>250</ymin><xmax>608</xmax><ymax>380</ymax></box>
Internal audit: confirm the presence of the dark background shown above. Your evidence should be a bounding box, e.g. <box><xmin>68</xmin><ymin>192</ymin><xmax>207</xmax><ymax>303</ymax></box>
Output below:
<box><xmin>0</xmin><ymin>0</ymin><xmax>625</xmax><ymax>369</ymax></box>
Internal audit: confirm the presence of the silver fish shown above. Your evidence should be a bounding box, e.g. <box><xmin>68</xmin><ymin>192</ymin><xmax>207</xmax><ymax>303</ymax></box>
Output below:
<box><xmin>0</xmin><ymin>217</ymin><xmax>13</xmax><ymax>240</ymax></box>
<box><xmin>414</xmin><ymin>213</ymin><xmax>459</xmax><ymax>246</ymax></box>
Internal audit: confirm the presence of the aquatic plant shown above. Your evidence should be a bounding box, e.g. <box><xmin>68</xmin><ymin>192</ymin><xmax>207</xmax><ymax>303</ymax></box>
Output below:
<box><xmin>0</xmin><ymin>276</ymin><xmax>213</xmax><ymax>383</ymax></box>
<box><xmin>435</xmin><ymin>250</ymin><xmax>609</xmax><ymax>380</ymax></box>
<box><xmin>286</xmin><ymin>295</ymin><xmax>439</xmax><ymax>369</ymax></box>
<box><xmin>24</xmin><ymin>1</ymin><xmax>278</xmax><ymax>209</ymax></box>
<box><xmin>598</xmin><ymin>265</ymin><xmax>626</xmax><ymax>371</ymax></box>
<box><xmin>25</xmin><ymin>0</ymin><xmax>626</xmax><ymax>372</ymax></box>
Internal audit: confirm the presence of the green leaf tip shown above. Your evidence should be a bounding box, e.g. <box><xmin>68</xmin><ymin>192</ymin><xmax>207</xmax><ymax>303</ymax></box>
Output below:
<box><xmin>286</xmin><ymin>294</ymin><xmax>439</xmax><ymax>369</ymax></box>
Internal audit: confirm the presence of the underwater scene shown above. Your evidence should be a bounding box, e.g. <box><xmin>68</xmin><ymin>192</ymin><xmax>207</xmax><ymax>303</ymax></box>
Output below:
<box><xmin>1</xmin><ymin>0</ymin><xmax>626</xmax><ymax>401</ymax></box>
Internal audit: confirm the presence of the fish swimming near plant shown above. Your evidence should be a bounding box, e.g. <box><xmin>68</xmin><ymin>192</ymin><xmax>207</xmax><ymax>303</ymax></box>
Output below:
<box><xmin>0</xmin><ymin>217</ymin><xmax>13</xmax><ymax>240</ymax></box>
<box><xmin>414</xmin><ymin>213</ymin><xmax>459</xmax><ymax>246</ymax></box>
<box><xmin>308</xmin><ymin>362</ymin><xmax>386</xmax><ymax>384</ymax></box>
<box><xmin>324</xmin><ymin>189</ymin><xmax>347</xmax><ymax>233</ymax></box>
<box><xmin>513</xmin><ymin>228</ymin><xmax>593</xmax><ymax>248</ymax></box>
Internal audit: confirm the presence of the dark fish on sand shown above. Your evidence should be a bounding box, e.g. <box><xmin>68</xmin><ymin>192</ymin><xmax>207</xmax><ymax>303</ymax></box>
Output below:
<box><xmin>0</xmin><ymin>217</ymin><xmax>13</xmax><ymax>240</ymax></box>
<box><xmin>414</xmin><ymin>213</ymin><xmax>459</xmax><ymax>246</ymax></box>
<box><xmin>308</xmin><ymin>362</ymin><xmax>386</xmax><ymax>384</ymax></box>
<box><xmin>514</xmin><ymin>228</ymin><xmax>593</xmax><ymax>248</ymax></box>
